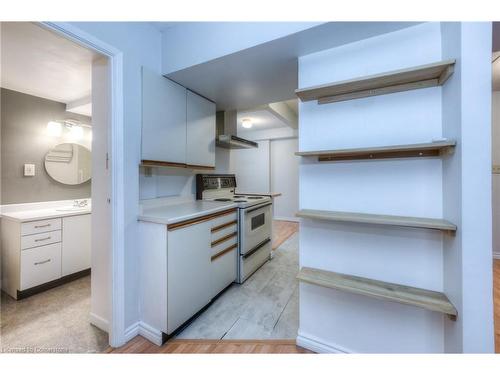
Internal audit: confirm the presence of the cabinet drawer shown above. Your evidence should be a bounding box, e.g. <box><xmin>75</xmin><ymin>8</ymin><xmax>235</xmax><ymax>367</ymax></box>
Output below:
<box><xmin>21</xmin><ymin>218</ymin><xmax>61</xmax><ymax>236</ymax></box>
<box><xmin>20</xmin><ymin>242</ymin><xmax>62</xmax><ymax>290</ymax></box>
<box><xmin>210</xmin><ymin>212</ymin><xmax>237</xmax><ymax>230</ymax></box>
<box><xmin>211</xmin><ymin>234</ymin><xmax>237</xmax><ymax>257</ymax></box>
<box><xmin>211</xmin><ymin>223</ymin><xmax>237</xmax><ymax>243</ymax></box>
<box><xmin>210</xmin><ymin>246</ymin><xmax>237</xmax><ymax>299</ymax></box>
<box><xmin>21</xmin><ymin>230</ymin><xmax>61</xmax><ymax>250</ymax></box>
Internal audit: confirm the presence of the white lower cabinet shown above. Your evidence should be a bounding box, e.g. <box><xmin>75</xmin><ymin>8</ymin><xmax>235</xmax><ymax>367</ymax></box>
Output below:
<box><xmin>167</xmin><ymin>220</ymin><xmax>212</xmax><ymax>333</ymax></box>
<box><xmin>62</xmin><ymin>214</ymin><xmax>91</xmax><ymax>276</ymax></box>
<box><xmin>140</xmin><ymin>209</ymin><xmax>238</xmax><ymax>336</ymax></box>
<box><xmin>1</xmin><ymin>213</ymin><xmax>91</xmax><ymax>299</ymax></box>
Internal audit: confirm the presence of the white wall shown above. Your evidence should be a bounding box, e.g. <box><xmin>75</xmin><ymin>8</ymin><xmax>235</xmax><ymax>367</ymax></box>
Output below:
<box><xmin>230</xmin><ymin>140</ymin><xmax>270</xmax><ymax>193</ymax></box>
<box><xmin>298</xmin><ymin>21</ymin><xmax>494</xmax><ymax>354</ymax></box>
<box><xmin>90</xmin><ymin>57</ymin><xmax>110</xmax><ymax>331</ymax></box>
<box><xmin>270</xmin><ymin>138</ymin><xmax>299</xmax><ymax>221</ymax></box>
<box><xmin>69</xmin><ymin>22</ymin><xmax>162</xmax><ymax>334</ymax></box>
<box><xmin>441</xmin><ymin>22</ymin><xmax>494</xmax><ymax>353</ymax></box>
<box><xmin>492</xmin><ymin>91</ymin><xmax>500</xmax><ymax>259</ymax></box>
<box><xmin>298</xmin><ymin>22</ymin><xmax>447</xmax><ymax>353</ymax></box>
<box><xmin>161</xmin><ymin>22</ymin><xmax>321</xmax><ymax>74</ymax></box>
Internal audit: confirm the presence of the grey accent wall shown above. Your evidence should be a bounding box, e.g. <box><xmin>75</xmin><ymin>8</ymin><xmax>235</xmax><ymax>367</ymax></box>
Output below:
<box><xmin>1</xmin><ymin>88</ymin><xmax>92</xmax><ymax>204</ymax></box>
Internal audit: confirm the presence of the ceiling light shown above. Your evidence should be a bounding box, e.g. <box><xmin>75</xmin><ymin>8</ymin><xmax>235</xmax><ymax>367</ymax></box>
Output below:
<box><xmin>46</xmin><ymin>121</ymin><xmax>62</xmax><ymax>137</ymax></box>
<box><xmin>68</xmin><ymin>125</ymin><xmax>84</xmax><ymax>140</ymax></box>
<box><xmin>242</xmin><ymin>119</ymin><xmax>253</xmax><ymax>129</ymax></box>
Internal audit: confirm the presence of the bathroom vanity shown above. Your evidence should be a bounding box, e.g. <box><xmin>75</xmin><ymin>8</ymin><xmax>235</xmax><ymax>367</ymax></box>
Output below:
<box><xmin>1</xmin><ymin>200</ymin><xmax>91</xmax><ymax>299</ymax></box>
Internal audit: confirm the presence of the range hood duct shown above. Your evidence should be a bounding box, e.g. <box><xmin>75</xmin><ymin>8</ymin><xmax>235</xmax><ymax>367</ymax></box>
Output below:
<box><xmin>216</xmin><ymin>110</ymin><xmax>258</xmax><ymax>149</ymax></box>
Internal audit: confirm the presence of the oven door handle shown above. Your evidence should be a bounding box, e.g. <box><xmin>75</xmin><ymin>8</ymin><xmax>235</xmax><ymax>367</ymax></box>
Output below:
<box><xmin>243</xmin><ymin>238</ymin><xmax>271</xmax><ymax>259</ymax></box>
<box><xmin>246</xmin><ymin>202</ymin><xmax>272</xmax><ymax>214</ymax></box>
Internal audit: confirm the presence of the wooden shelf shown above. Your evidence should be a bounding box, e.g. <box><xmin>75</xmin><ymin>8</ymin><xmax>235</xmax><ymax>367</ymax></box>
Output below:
<box><xmin>141</xmin><ymin>160</ymin><xmax>215</xmax><ymax>170</ymax></box>
<box><xmin>295</xmin><ymin>140</ymin><xmax>456</xmax><ymax>162</ymax></box>
<box><xmin>297</xmin><ymin>267</ymin><xmax>457</xmax><ymax>319</ymax></box>
<box><xmin>296</xmin><ymin>209</ymin><xmax>457</xmax><ymax>232</ymax></box>
<box><xmin>295</xmin><ymin>59</ymin><xmax>455</xmax><ymax>104</ymax></box>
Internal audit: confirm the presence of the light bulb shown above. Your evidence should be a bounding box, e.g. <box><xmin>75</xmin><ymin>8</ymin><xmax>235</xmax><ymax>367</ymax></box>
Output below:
<box><xmin>242</xmin><ymin>119</ymin><xmax>253</xmax><ymax>129</ymax></box>
<box><xmin>46</xmin><ymin>121</ymin><xmax>62</xmax><ymax>137</ymax></box>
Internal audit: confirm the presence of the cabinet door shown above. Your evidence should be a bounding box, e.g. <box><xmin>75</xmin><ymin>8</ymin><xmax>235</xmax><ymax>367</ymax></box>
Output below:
<box><xmin>142</xmin><ymin>67</ymin><xmax>187</xmax><ymax>164</ymax></box>
<box><xmin>167</xmin><ymin>221</ymin><xmax>211</xmax><ymax>334</ymax></box>
<box><xmin>186</xmin><ymin>90</ymin><xmax>216</xmax><ymax>168</ymax></box>
<box><xmin>62</xmin><ymin>214</ymin><xmax>91</xmax><ymax>276</ymax></box>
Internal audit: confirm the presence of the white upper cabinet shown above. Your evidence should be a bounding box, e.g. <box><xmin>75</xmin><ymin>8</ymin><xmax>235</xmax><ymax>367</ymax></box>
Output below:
<box><xmin>186</xmin><ymin>90</ymin><xmax>216</xmax><ymax>168</ymax></box>
<box><xmin>141</xmin><ymin>67</ymin><xmax>187</xmax><ymax>164</ymax></box>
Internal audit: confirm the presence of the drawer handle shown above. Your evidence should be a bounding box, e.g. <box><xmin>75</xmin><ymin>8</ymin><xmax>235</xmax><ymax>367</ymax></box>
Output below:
<box><xmin>34</xmin><ymin>224</ymin><xmax>51</xmax><ymax>228</ymax></box>
<box><xmin>35</xmin><ymin>236</ymin><xmax>51</xmax><ymax>242</ymax></box>
<box><xmin>34</xmin><ymin>259</ymin><xmax>51</xmax><ymax>266</ymax></box>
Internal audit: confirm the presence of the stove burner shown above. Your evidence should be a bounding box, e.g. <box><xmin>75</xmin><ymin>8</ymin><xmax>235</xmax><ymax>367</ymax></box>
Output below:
<box><xmin>233</xmin><ymin>200</ymin><xmax>247</xmax><ymax>202</ymax></box>
<box><xmin>247</xmin><ymin>196</ymin><xmax>263</xmax><ymax>199</ymax></box>
<box><xmin>233</xmin><ymin>195</ymin><xmax>245</xmax><ymax>198</ymax></box>
<box><xmin>214</xmin><ymin>198</ymin><xmax>232</xmax><ymax>202</ymax></box>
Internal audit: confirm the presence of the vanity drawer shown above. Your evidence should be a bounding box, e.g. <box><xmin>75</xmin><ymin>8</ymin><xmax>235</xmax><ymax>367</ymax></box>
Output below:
<box><xmin>21</xmin><ymin>230</ymin><xmax>62</xmax><ymax>250</ymax></box>
<box><xmin>21</xmin><ymin>218</ymin><xmax>61</xmax><ymax>236</ymax></box>
<box><xmin>20</xmin><ymin>242</ymin><xmax>62</xmax><ymax>290</ymax></box>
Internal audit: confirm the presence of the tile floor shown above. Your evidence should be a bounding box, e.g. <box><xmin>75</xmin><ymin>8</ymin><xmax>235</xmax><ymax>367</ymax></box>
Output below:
<box><xmin>0</xmin><ymin>276</ymin><xmax>108</xmax><ymax>353</ymax></box>
<box><xmin>176</xmin><ymin>231</ymin><xmax>299</xmax><ymax>340</ymax></box>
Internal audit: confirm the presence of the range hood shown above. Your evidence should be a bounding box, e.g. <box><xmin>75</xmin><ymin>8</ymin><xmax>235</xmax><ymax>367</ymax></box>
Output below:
<box><xmin>216</xmin><ymin>110</ymin><xmax>258</xmax><ymax>149</ymax></box>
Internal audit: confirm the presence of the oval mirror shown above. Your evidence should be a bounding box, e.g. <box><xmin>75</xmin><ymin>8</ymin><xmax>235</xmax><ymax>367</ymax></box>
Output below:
<box><xmin>45</xmin><ymin>143</ymin><xmax>91</xmax><ymax>185</ymax></box>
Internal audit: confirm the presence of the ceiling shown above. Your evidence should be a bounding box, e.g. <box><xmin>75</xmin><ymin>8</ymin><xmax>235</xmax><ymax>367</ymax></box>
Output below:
<box><xmin>1</xmin><ymin>22</ymin><xmax>100</xmax><ymax>115</ymax></box>
<box><xmin>165</xmin><ymin>22</ymin><xmax>420</xmax><ymax>111</ymax></box>
<box><xmin>237</xmin><ymin>99</ymin><xmax>298</xmax><ymax>134</ymax></box>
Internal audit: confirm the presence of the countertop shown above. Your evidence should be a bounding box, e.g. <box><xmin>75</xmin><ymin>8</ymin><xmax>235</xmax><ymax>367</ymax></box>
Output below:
<box><xmin>138</xmin><ymin>200</ymin><xmax>237</xmax><ymax>225</ymax></box>
<box><xmin>236</xmin><ymin>192</ymin><xmax>282</xmax><ymax>198</ymax></box>
<box><xmin>1</xmin><ymin>206</ymin><xmax>91</xmax><ymax>222</ymax></box>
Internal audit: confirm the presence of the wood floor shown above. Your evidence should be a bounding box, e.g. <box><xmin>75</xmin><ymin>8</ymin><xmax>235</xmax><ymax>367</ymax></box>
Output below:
<box><xmin>108</xmin><ymin>337</ymin><xmax>311</xmax><ymax>354</ymax></box>
<box><xmin>494</xmin><ymin>259</ymin><xmax>499</xmax><ymax>353</ymax></box>
<box><xmin>272</xmin><ymin>220</ymin><xmax>299</xmax><ymax>250</ymax></box>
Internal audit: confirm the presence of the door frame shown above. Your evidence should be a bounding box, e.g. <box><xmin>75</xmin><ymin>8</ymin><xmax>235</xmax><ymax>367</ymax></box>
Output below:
<box><xmin>39</xmin><ymin>22</ymin><xmax>125</xmax><ymax>347</ymax></box>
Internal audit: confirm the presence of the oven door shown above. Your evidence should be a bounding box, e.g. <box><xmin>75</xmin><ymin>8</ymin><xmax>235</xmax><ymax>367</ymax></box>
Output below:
<box><xmin>239</xmin><ymin>202</ymin><xmax>272</xmax><ymax>255</ymax></box>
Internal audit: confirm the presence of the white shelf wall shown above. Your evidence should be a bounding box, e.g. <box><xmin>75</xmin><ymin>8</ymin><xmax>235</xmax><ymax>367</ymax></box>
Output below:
<box><xmin>297</xmin><ymin>21</ymin><xmax>495</xmax><ymax>353</ymax></box>
<box><xmin>297</xmin><ymin>22</ymin><xmax>447</xmax><ymax>353</ymax></box>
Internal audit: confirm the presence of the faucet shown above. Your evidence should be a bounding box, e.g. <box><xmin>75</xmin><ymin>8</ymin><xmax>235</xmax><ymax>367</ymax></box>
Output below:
<box><xmin>73</xmin><ymin>199</ymin><xmax>88</xmax><ymax>208</ymax></box>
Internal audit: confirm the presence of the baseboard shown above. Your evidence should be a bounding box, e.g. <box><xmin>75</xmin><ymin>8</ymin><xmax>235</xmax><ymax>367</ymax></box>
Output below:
<box><xmin>493</xmin><ymin>251</ymin><xmax>500</xmax><ymax>260</ymax></box>
<box><xmin>296</xmin><ymin>331</ymin><xmax>352</xmax><ymax>354</ymax></box>
<box><xmin>122</xmin><ymin>321</ymin><xmax>164</xmax><ymax>346</ymax></box>
<box><xmin>138</xmin><ymin>321</ymin><xmax>164</xmax><ymax>346</ymax></box>
<box><xmin>273</xmin><ymin>216</ymin><xmax>300</xmax><ymax>223</ymax></box>
<box><xmin>89</xmin><ymin>312</ymin><xmax>109</xmax><ymax>333</ymax></box>
<box><xmin>124</xmin><ymin>322</ymin><xmax>140</xmax><ymax>342</ymax></box>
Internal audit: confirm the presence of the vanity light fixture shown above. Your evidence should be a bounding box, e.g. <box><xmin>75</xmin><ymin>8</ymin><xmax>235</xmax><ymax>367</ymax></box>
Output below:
<box><xmin>46</xmin><ymin>121</ymin><xmax>63</xmax><ymax>137</ymax></box>
<box><xmin>46</xmin><ymin>120</ymin><xmax>90</xmax><ymax>140</ymax></box>
<box><xmin>242</xmin><ymin>118</ymin><xmax>253</xmax><ymax>129</ymax></box>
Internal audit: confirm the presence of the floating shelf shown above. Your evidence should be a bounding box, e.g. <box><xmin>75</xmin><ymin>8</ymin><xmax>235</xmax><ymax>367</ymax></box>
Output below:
<box><xmin>296</xmin><ymin>209</ymin><xmax>457</xmax><ymax>232</ymax></box>
<box><xmin>295</xmin><ymin>140</ymin><xmax>456</xmax><ymax>162</ymax></box>
<box><xmin>297</xmin><ymin>267</ymin><xmax>457</xmax><ymax>320</ymax></box>
<box><xmin>295</xmin><ymin>59</ymin><xmax>455</xmax><ymax>104</ymax></box>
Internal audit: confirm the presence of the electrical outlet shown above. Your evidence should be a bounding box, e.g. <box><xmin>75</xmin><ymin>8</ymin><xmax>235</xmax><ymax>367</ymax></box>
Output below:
<box><xmin>24</xmin><ymin>163</ymin><xmax>35</xmax><ymax>176</ymax></box>
<box><xmin>492</xmin><ymin>165</ymin><xmax>500</xmax><ymax>174</ymax></box>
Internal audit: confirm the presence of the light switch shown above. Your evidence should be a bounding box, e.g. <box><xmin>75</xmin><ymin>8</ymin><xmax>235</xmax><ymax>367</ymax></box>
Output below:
<box><xmin>24</xmin><ymin>164</ymin><xmax>35</xmax><ymax>176</ymax></box>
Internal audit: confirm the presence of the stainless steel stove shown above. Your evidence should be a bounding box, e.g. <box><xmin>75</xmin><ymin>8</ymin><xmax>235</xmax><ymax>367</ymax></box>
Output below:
<box><xmin>196</xmin><ymin>174</ymin><xmax>272</xmax><ymax>283</ymax></box>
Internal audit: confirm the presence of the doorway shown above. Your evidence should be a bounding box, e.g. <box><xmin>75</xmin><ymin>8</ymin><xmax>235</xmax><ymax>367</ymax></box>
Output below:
<box><xmin>0</xmin><ymin>21</ymin><xmax>120</xmax><ymax>352</ymax></box>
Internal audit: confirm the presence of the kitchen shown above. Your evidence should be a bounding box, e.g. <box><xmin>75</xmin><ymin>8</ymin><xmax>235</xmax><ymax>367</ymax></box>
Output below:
<box><xmin>136</xmin><ymin>66</ymin><xmax>299</xmax><ymax>343</ymax></box>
